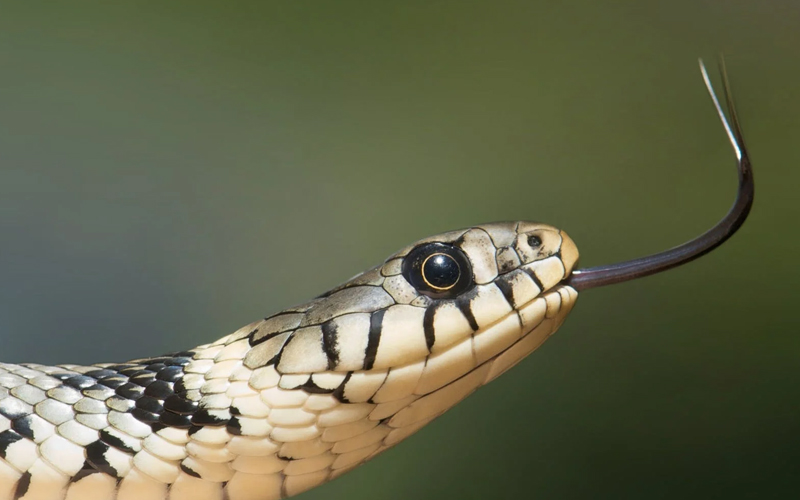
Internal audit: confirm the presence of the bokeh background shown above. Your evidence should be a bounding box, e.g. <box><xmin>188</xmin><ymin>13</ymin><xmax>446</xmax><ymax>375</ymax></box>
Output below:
<box><xmin>0</xmin><ymin>1</ymin><xmax>797</xmax><ymax>498</ymax></box>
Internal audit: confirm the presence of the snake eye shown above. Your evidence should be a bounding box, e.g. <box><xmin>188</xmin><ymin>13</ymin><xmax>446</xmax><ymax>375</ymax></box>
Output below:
<box><xmin>402</xmin><ymin>243</ymin><xmax>474</xmax><ymax>299</ymax></box>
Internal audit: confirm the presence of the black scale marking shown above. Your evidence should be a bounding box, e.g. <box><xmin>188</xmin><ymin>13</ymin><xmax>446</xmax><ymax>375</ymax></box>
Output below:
<box><xmin>0</xmin><ymin>430</ymin><xmax>23</xmax><ymax>458</ymax></box>
<box><xmin>13</xmin><ymin>471</ymin><xmax>30</xmax><ymax>500</ymax></box>
<box><xmin>298</xmin><ymin>378</ymin><xmax>335</xmax><ymax>395</ymax></box>
<box><xmin>522</xmin><ymin>267</ymin><xmax>545</xmax><ymax>291</ymax></box>
<box><xmin>180</xmin><ymin>463</ymin><xmax>201</xmax><ymax>478</ymax></box>
<box><xmin>10</xmin><ymin>416</ymin><xmax>34</xmax><ymax>440</ymax></box>
<box><xmin>363</xmin><ymin>309</ymin><xmax>386</xmax><ymax>371</ymax></box>
<box><xmin>320</xmin><ymin>321</ymin><xmax>340</xmax><ymax>370</ymax></box>
<box><xmin>85</xmin><ymin>440</ymin><xmax>120</xmax><ymax>477</ymax></box>
<box><xmin>422</xmin><ymin>304</ymin><xmax>438</xmax><ymax>351</ymax></box>
<box><xmin>494</xmin><ymin>276</ymin><xmax>517</xmax><ymax>309</ymax></box>
<box><xmin>331</xmin><ymin>372</ymin><xmax>353</xmax><ymax>403</ymax></box>
<box><xmin>71</xmin><ymin>463</ymin><xmax>101</xmax><ymax>482</ymax></box>
<box><xmin>455</xmin><ymin>295</ymin><xmax>480</xmax><ymax>332</ymax></box>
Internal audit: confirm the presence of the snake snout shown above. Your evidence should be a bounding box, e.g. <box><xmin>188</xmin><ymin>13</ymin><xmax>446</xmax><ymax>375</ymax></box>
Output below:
<box><xmin>559</xmin><ymin>230</ymin><xmax>579</xmax><ymax>277</ymax></box>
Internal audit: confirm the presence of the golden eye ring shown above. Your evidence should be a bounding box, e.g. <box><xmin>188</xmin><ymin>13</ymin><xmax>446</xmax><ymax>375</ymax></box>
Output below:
<box><xmin>421</xmin><ymin>252</ymin><xmax>461</xmax><ymax>291</ymax></box>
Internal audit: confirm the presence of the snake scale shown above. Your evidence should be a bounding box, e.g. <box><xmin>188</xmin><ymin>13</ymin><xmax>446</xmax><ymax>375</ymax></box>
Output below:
<box><xmin>0</xmin><ymin>61</ymin><xmax>752</xmax><ymax>500</ymax></box>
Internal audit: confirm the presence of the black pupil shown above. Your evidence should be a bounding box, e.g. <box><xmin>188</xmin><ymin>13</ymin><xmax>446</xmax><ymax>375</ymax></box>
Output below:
<box><xmin>528</xmin><ymin>235</ymin><xmax>542</xmax><ymax>247</ymax></box>
<box><xmin>422</xmin><ymin>253</ymin><xmax>460</xmax><ymax>290</ymax></box>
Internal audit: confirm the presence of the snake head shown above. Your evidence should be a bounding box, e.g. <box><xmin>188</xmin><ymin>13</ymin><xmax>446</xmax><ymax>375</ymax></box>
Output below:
<box><xmin>242</xmin><ymin>222</ymin><xmax>579</xmax><ymax>389</ymax></box>
<box><xmin>371</xmin><ymin>222</ymin><xmax>579</xmax><ymax>366</ymax></box>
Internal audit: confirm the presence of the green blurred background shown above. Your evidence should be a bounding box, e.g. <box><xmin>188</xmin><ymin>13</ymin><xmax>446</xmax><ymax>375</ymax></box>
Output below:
<box><xmin>0</xmin><ymin>1</ymin><xmax>797</xmax><ymax>498</ymax></box>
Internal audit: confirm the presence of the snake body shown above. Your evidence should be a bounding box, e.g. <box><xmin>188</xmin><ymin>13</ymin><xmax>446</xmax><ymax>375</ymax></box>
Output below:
<box><xmin>0</xmin><ymin>222</ymin><xmax>579</xmax><ymax>500</ymax></box>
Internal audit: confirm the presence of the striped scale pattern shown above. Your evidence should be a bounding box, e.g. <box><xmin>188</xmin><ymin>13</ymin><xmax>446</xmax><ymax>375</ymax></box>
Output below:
<box><xmin>0</xmin><ymin>222</ymin><xmax>579</xmax><ymax>500</ymax></box>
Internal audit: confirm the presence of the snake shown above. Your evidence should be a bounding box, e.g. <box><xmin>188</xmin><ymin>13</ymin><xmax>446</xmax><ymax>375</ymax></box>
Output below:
<box><xmin>0</xmin><ymin>60</ymin><xmax>753</xmax><ymax>500</ymax></box>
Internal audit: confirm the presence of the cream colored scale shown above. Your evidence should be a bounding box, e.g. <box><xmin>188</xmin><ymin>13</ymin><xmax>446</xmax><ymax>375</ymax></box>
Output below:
<box><xmin>0</xmin><ymin>60</ymin><xmax>751</xmax><ymax>500</ymax></box>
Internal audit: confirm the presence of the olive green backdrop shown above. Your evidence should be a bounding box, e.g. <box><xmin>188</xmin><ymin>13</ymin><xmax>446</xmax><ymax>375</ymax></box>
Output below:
<box><xmin>0</xmin><ymin>1</ymin><xmax>797</xmax><ymax>499</ymax></box>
